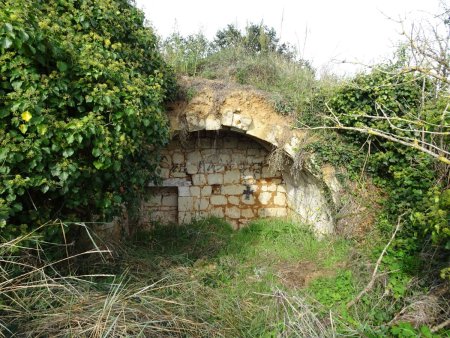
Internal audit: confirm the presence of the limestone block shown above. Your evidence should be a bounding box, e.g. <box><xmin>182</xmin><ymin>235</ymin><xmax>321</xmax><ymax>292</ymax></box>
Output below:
<box><xmin>159</xmin><ymin>168</ymin><xmax>170</xmax><ymax>179</ymax></box>
<box><xmin>207</xmin><ymin>173</ymin><xmax>223</xmax><ymax>185</ymax></box>
<box><xmin>258</xmin><ymin>191</ymin><xmax>272</xmax><ymax>205</ymax></box>
<box><xmin>248</xmin><ymin>148</ymin><xmax>260</xmax><ymax>156</ymax></box>
<box><xmin>201</xmin><ymin>148</ymin><xmax>217</xmax><ymax>158</ymax></box>
<box><xmin>210</xmin><ymin>195</ymin><xmax>227</xmax><ymax>205</ymax></box>
<box><xmin>201</xmin><ymin>185</ymin><xmax>212</xmax><ymax>196</ymax></box>
<box><xmin>261</xmin><ymin>185</ymin><xmax>267</xmax><ymax>192</ymax></box>
<box><xmin>178</xmin><ymin>197</ymin><xmax>194</xmax><ymax>211</ymax></box>
<box><xmin>219</xmin><ymin>148</ymin><xmax>232</xmax><ymax>155</ymax></box>
<box><xmin>190</xmin><ymin>186</ymin><xmax>201</xmax><ymax>197</ymax></box>
<box><xmin>221</xmin><ymin>184</ymin><xmax>243</xmax><ymax>195</ymax></box>
<box><xmin>186</xmin><ymin>163</ymin><xmax>198</xmax><ymax>175</ymax></box>
<box><xmin>259</xmin><ymin>208</ymin><xmax>287</xmax><ymax>217</ymax></box>
<box><xmin>228</xmin><ymin>196</ymin><xmax>240</xmax><ymax>205</ymax></box>
<box><xmin>224</xmin><ymin>170</ymin><xmax>241</xmax><ymax>184</ymax></box>
<box><xmin>185</xmin><ymin>113</ymin><xmax>205</xmax><ymax>132</ymax></box>
<box><xmin>197</xmin><ymin>211</ymin><xmax>209</xmax><ymax>219</ymax></box>
<box><xmin>241</xmin><ymin>208</ymin><xmax>254</xmax><ymax>218</ymax></box>
<box><xmin>162</xmin><ymin>195</ymin><xmax>177</xmax><ymax>207</ymax></box>
<box><xmin>187</xmin><ymin>150</ymin><xmax>201</xmax><ymax>164</ymax></box>
<box><xmin>219</xmin><ymin>153</ymin><xmax>231</xmax><ymax>163</ymax></box>
<box><xmin>242</xmin><ymin>168</ymin><xmax>254</xmax><ymax>178</ymax></box>
<box><xmin>172</xmin><ymin>170</ymin><xmax>187</xmax><ymax>178</ymax></box>
<box><xmin>262</xmin><ymin>166</ymin><xmax>277</xmax><ymax>178</ymax></box>
<box><xmin>231</xmin><ymin>153</ymin><xmax>245</xmax><ymax>163</ymax></box>
<box><xmin>178</xmin><ymin>186</ymin><xmax>190</xmax><ymax>197</ymax></box>
<box><xmin>199</xmin><ymin>198</ymin><xmax>209</xmax><ymax>211</ymax></box>
<box><xmin>205</xmin><ymin>115</ymin><xmax>221</xmax><ymax>130</ymax></box>
<box><xmin>212</xmin><ymin>164</ymin><xmax>225</xmax><ymax>173</ymax></box>
<box><xmin>221</xmin><ymin>110</ymin><xmax>234</xmax><ymax>126</ymax></box>
<box><xmin>232</xmin><ymin>114</ymin><xmax>252</xmax><ymax>131</ymax></box>
<box><xmin>250</xmin><ymin>156</ymin><xmax>265</xmax><ymax>164</ymax></box>
<box><xmin>205</xmin><ymin>163</ymin><xmax>216</xmax><ymax>174</ymax></box>
<box><xmin>210</xmin><ymin>207</ymin><xmax>224</xmax><ymax>218</ymax></box>
<box><xmin>251</xmin><ymin>184</ymin><xmax>259</xmax><ymax>193</ymax></box>
<box><xmin>274</xmin><ymin>192</ymin><xmax>286</xmax><ymax>206</ymax></box>
<box><xmin>178</xmin><ymin>211</ymin><xmax>192</xmax><ymax>224</ymax></box>
<box><xmin>242</xmin><ymin>174</ymin><xmax>256</xmax><ymax>185</ymax></box>
<box><xmin>277</xmin><ymin>185</ymin><xmax>287</xmax><ymax>193</ymax></box>
<box><xmin>267</xmin><ymin>183</ymin><xmax>277</xmax><ymax>192</ymax></box>
<box><xmin>172</xmin><ymin>152</ymin><xmax>184</xmax><ymax>164</ymax></box>
<box><xmin>192</xmin><ymin>174</ymin><xmax>207</xmax><ymax>186</ymax></box>
<box><xmin>225</xmin><ymin>206</ymin><xmax>240</xmax><ymax>219</ymax></box>
<box><xmin>158</xmin><ymin>178</ymin><xmax>191</xmax><ymax>187</ymax></box>
<box><xmin>240</xmin><ymin>116</ymin><xmax>253</xmax><ymax>130</ymax></box>
<box><xmin>160</xmin><ymin>155</ymin><xmax>172</xmax><ymax>168</ymax></box>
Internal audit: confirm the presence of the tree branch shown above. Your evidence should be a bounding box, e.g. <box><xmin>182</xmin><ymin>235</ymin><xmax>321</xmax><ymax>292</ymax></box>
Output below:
<box><xmin>346</xmin><ymin>214</ymin><xmax>404</xmax><ymax>309</ymax></box>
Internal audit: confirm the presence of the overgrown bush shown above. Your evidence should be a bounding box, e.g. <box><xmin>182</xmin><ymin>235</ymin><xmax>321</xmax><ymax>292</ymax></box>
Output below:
<box><xmin>0</xmin><ymin>0</ymin><xmax>176</xmax><ymax>240</ymax></box>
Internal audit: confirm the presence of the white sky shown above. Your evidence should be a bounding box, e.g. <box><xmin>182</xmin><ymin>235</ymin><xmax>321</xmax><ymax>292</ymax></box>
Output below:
<box><xmin>135</xmin><ymin>0</ymin><xmax>445</xmax><ymax>75</ymax></box>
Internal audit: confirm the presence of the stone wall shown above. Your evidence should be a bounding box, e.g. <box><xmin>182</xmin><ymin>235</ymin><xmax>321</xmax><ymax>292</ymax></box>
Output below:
<box><xmin>142</xmin><ymin>130</ymin><xmax>288</xmax><ymax>229</ymax></box>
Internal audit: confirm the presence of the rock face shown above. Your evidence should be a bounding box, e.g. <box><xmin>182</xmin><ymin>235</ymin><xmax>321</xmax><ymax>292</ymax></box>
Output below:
<box><xmin>140</xmin><ymin>78</ymin><xmax>340</xmax><ymax>235</ymax></box>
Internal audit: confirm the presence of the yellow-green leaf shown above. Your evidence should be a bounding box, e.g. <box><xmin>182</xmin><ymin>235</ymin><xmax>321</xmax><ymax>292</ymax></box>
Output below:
<box><xmin>37</xmin><ymin>124</ymin><xmax>47</xmax><ymax>135</ymax></box>
<box><xmin>19</xmin><ymin>124</ymin><xmax>28</xmax><ymax>134</ymax></box>
<box><xmin>21</xmin><ymin>111</ymin><xmax>32</xmax><ymax>122</ymax></box>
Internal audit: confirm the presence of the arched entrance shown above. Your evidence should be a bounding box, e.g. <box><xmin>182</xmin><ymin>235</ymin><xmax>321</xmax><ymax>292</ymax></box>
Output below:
<box><xmin>140</xmin><ymin>78</ymin><xmax>339</xmax><ymax>235</ymax></box>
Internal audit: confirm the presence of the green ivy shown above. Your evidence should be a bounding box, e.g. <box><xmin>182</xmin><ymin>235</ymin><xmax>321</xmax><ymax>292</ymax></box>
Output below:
<box><xmin>326</xmin><ymin>66</ymin><xmax>449</xmax><ymax>284</ymax></box>
<box><xmin>0</xmin><ymin>0</ymin><xmax>176</xmax><ymax>240</ymax></box>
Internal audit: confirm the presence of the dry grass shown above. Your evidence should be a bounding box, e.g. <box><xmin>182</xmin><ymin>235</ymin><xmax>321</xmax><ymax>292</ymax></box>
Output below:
<box><xmin>0</xmin><ymin>223</ymin><xmax>213</xmax><ymax>338</ymax></box>
<box><xmin>264</xmin><ymin>288</ymin><xmax>336</xmax><ymax>337</ymax></box>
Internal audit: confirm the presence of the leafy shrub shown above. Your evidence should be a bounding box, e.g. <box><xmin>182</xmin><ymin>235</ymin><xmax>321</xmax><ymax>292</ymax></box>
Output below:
<box><xmin>326</xmin><ymin>65</ymin><xmax>449</xmax><ymax>285</ymax></box>
<box><xmin>0</xmin><ymin>0</ymin><xmax>176</xmax><ymax>240</ymax></box>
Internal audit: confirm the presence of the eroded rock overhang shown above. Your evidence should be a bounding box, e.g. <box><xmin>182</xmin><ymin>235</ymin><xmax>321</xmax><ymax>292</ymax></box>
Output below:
<box><xmin>147</xmin><ymin>78</ymin><xmax>342</xmax><ymax>235</ymax></box>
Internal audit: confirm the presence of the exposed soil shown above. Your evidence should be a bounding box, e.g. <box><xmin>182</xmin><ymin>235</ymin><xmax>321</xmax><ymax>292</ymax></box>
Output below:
<box><xmin>275</xmin><ymin>261</ymin><xmax>338</xmax><ymax>289</ymax></box>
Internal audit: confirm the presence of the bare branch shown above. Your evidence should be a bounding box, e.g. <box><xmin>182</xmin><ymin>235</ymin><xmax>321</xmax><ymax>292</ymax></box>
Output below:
<box><xmin>346</xmin><ymin>213</ymin><xmax>404</xmax><ymax>308</ymax></box>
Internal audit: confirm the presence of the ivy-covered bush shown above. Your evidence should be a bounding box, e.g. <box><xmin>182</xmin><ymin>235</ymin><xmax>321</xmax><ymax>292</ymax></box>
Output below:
<box><xmin>328</xmin><ymin>67</ymin><xmax>449</xmax><ymax>280</ymax></box>
<box><xmin>0</xmin><ymin>0</ymin><xmax>176</xmax><ymax>239</ymax></box>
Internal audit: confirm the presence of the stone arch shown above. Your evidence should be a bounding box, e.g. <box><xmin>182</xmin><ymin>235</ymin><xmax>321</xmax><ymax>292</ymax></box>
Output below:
<box><xmin>145</xmin><ymin>78</ymin><xmax>339</xmax><ymax>235</ymax></box>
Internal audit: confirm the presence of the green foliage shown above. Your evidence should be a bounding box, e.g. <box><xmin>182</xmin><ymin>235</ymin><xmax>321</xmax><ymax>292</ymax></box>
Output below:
<box><xmin>160</xmin><ymin>23</ymin><xmax>322</xmax><ymax>117</ymax></box>
<box><xmin>160</xmin><ymin>31</ymin><xmax>210</xmax><ymax>76</ymax></box>
<box><xmin>390</xmin><ymin>322</ymin><xmax>440</xmax><ymax>338</ymax></box>
<box><xmin>329</xmin><ymin>68</ymin><xmax>425</xmax><ymax>139</ymax></box>
<box><xmin>0</xmin><ymin>0</ymin><xmax>176</xmax><ymax>240</ymax></box>
<box><xmin>214</xmin><ymin>23</ymin><xmax>296</xmax><ymax>57</ymax></box>
<box><xmin>308</xmin><ymin>270</ymin><xmax>356</xmax><ymax>307</ymax></box>
<box><xmin>304</xmin><ymin>131</ymin><xmax>365</xmax><ymax>178</ymax></box>
<box><xmin>329</xmin><ymin>67</ymin><xmax>448</xmax><ymax>247</ymax></box>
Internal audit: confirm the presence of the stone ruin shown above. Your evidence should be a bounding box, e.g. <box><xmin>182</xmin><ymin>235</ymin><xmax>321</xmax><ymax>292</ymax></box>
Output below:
<box><xmin>144</xmin><ymin>130</ymin><xmax>288</xmax><ymax>230</ymax></box>
<box><xmin>138</xmin><ymin>78</ymin><xmax>344</xmax><ymax>235</ymax></box>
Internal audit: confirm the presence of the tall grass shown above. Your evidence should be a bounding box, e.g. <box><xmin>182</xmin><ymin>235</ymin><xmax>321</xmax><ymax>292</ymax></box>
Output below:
<box><xmin>4</xmin><ymin>219</ymin><xmax>444</xmax><ymax>336</ymax></box>
<box><xmin>160</xmin><ymin>31</ymin><xmax>340</xmax><ymax>121</ymax></box>
<box><xmin>1</xmin><ymin>219</ymin><xmax>348</xmax><ymax>337</ymax></box>
<box><xmin>0</xmin><ymin>223</ymin><xmax>212</xmax><ymax>337</ymax></box>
